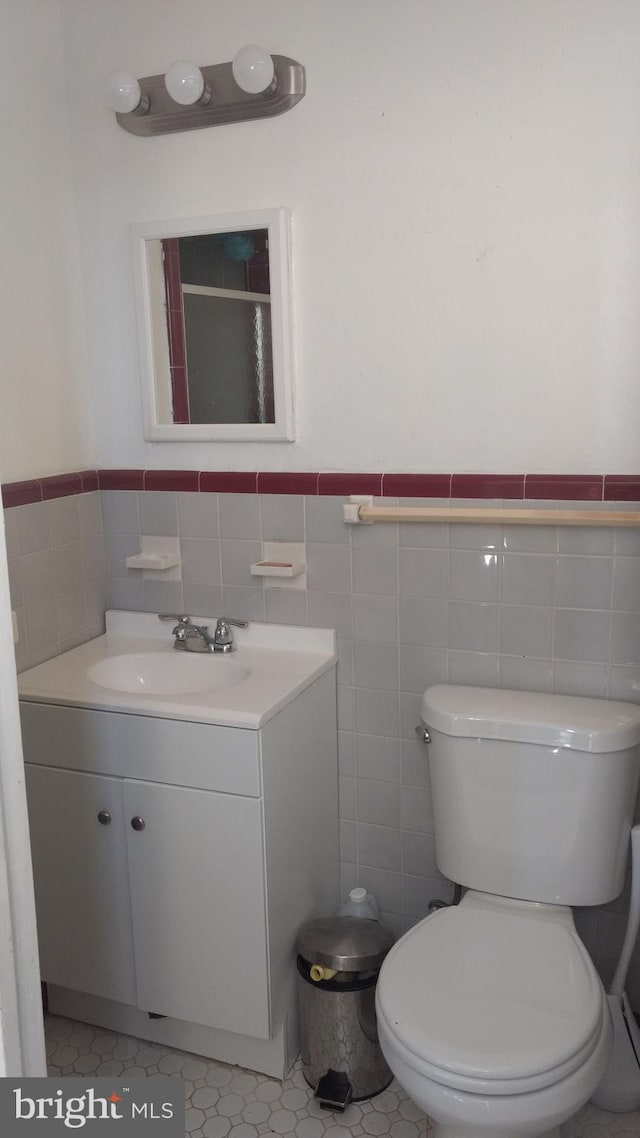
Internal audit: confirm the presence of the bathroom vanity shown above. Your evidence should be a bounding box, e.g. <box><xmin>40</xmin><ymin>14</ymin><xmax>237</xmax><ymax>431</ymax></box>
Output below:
<box><xmin>18</xmin><ymin>612</ymin><xmax>338</xmax><ymax>1076</ymax></box>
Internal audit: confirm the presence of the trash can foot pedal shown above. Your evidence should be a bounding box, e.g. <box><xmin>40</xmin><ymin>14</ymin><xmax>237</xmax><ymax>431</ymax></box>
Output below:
<box><xmin>315</xmin><ymin>1070</ymin><xmax>353</xmax><ymax>1111</ymax></box>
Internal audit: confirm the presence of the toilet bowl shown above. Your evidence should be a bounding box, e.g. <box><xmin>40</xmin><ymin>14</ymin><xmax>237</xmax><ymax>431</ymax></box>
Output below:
<box><xmin>376</xmin><ymin>891</ymin><xmax>612</xmax><ymax>1138</ymax></box>
<box><xmin>374</xmin><ymin>684</ymin><xmax>640</xmax><ymax>1138</ymax></box>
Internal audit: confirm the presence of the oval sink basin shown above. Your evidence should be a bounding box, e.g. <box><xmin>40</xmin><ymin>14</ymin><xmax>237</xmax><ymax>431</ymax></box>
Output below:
<box><xmin>88</xmin><ymin>652</ymin><xmax>250</xmax><ymax>696</ymax></box>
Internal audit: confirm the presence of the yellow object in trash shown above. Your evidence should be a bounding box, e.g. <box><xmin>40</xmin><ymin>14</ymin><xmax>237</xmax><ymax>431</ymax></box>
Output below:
<box><xmin>309</xmin><ymin>963</ymin><xmax>337</xmax><ymax>982</ymax></box>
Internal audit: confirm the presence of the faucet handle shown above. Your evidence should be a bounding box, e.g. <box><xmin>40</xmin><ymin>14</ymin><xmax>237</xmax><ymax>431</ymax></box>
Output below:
<box><xmin>158</xmin><ymin>613</ymin><xmax>191</xmax><ymax>625</ymax></box>
<box><xmin>217</xmin><ymin>617</ymin><xmax>248</xmax><ymax>629</ymax></box>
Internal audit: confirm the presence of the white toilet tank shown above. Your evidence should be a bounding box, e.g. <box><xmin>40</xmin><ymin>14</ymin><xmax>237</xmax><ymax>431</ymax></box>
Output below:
<box><xmin>421</xmin><ymin>685</ymin><xmax>640</xmax><ymax>906</ymax></box>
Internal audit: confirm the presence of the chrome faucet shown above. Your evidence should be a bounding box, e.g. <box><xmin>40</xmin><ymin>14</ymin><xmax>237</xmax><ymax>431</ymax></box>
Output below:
<box><xmin>211</xmin><ymin>617</ymin><xmax>248</xmax><ymax>653</ymax></box>
<box><xmin>158</xmin><ymin>614</ymin><xmax>248</xmax><ymax>653</ymax></box>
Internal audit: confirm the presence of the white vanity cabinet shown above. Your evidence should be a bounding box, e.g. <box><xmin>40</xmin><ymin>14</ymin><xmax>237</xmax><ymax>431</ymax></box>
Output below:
<box><xmin>25</xmin><ymin>766</ymin><xmax>270</xmax><ymax>1038</ymax></box>
<box><xmin>25</xmin><ymin>765</ymin><xmax>137</xmax><ymax>1007</ymax></box>
<box><xmin>124</xmin><ymin>779</ymin><xmax>268</xmax><ymax>1037</ymax></box>
<box><xmin>19</xmin><ymin>632</ymin><xmax>338</xmax><ymax>1078</ymax></box>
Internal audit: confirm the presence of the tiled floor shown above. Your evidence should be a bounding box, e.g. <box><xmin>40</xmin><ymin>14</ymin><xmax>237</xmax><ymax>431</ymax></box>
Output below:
<box><xmin>45</xmin><ymin>1016</ymin><xmax>640</xmax><ymax>1137</ymax></box>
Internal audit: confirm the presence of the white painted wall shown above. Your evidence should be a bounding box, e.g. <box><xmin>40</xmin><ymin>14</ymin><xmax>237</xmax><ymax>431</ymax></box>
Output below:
<box><xmin>0</xmin><ymin>0</ymin><xmax>93</xmax><ymax>482</ymax></box>
<box><xmin>61</xmin><ymin>0</ymin><xmax>640</xmax><ymax>474</ymax></box>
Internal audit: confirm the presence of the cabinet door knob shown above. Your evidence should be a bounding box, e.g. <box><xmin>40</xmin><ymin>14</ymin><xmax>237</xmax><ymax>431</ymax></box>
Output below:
<box><xmin>130</xmin><ymin>816</ymin><xmax>146</xmax><ymax>832</ymax></box>
<box><xmin>97</xmin><ymin>810</ymin><xmax>112</xmax><ymax>826</ymax></box>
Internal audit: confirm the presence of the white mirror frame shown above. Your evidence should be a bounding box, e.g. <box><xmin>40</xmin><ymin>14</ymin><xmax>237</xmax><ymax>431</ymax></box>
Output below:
<box><xmin>132</xmin><ymin>207</ymin><xmax>295</xmax><ymax>441</ymax></box>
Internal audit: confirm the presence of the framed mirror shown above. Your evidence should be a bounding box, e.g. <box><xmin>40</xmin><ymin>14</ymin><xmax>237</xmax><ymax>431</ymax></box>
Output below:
<box><xmin>132</xmin><ymin>208</ymin><xmax>294</xmax><ymax>441</ymax></box>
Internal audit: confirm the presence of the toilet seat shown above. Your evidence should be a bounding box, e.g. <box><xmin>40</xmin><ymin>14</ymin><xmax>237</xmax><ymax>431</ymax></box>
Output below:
<box><xmin>376</xmin><ymin>894</ymin><xmax>605</xmax><ymax>1098</ymax></box>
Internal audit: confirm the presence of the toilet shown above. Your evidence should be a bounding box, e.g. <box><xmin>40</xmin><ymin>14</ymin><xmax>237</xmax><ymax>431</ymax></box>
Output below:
<box><xmin>376</xmin><ymin>684</ymin><xmax>640</xmax><ymax>1138</ymax></box>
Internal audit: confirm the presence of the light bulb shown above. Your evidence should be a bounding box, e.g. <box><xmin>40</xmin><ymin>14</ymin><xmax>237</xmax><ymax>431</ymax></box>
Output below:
<box><xmin>232</xmin><ymin>44</ymin><xmax>275</xmax><ymax>94</ymax></box>
<box><xmin>164</xmin><ymin>60</ymin><xmax>205</xmax><ymax>105</ymax></box>
<box><xmin>106</xmin><ymin>71</ymin><xmax>142</xmax><ymax>114</ymax></box>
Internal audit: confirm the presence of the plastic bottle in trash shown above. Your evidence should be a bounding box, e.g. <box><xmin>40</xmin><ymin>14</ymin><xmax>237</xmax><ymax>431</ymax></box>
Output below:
<box><xmin>339</xmin><ymin>887</ymin><xmax>380</xmax><ymax>920</ymax></box>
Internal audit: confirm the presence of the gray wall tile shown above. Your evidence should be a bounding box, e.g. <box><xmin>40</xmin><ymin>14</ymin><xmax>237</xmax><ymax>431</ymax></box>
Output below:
<box><xmin>612</xmin><ymin>557</ymin><xmax>640</xmax><ymax>612</ymax></box>
<box><xmin>449</xmin><ymin>601</ymin><xmax>499</xmax><ymax>653</ymax></box>
<box><xmin>181</xmin><ymin>538</ymin><xmax>222</xmax><ymax>585</ymax></box>
<box><xmin>264</xmin><ymin>588</ymin><xmax>308</xmax><ymax>625</ymax></box>
<box><xmin>78</xmin><ymin>492</ymin><xmax>103</xmax><ymax>538</ymax></box>
<box><xmin>554</xmin><ymin>555</ymin><xmax>612</xmax><ymax>610</ymax></box>
<box><xmin>101</xmin><ymin>491</ymin><xmax>139</xmax><ymax>535</ymax></box>
<box><xmin>500</xmin><ymin>604</ymin><xmax>553</xmax><ymax>658</ymax></box>
<box><xmin>352</xmin><ymin>547</ymin><xmax>398</xmax><ymax>595</ymax></box>
<box><xmin>307</xmin><ymin>592</ymin><xmax>352</xmax><ymax>637</ymax></box>
<box><xmin>307</xmin><ymin>543</ymin><xmax>351</xmax><ymax>592</ymax></box>
<box><xmin>353</xmin><ymin>641</ymin><xmax>399</xmax><ymax>690</ymax></box>
<box><xmin>356</xmin><ymin>735</ymin><xmax>401</xmax><ymax>782</ymax></box>
<box><xmin>499</xmin><ymin>655</ymin><xmax>554</xmax><ymax>693</ymax></box>
<box><xmin>178</xmin><ymin>492</ymin><xmax>219</xmax><ymax>538</ymax></box>
<box><xmin>49</xmin><ymin>496</ymin><xmax>80</xmax><ymax>546</ymax></box>
<box><xmin>357</xmin><ymin>823</ymin><xmax>401</xmax><ymax>871</ymax></box>
<box><xmin>555</xmin><ymin>608</ymin><xmax>610</xmax><ymax>663</ymax></box>
<box><xmin>138</xmin><ymin>491</ymin><xmax>178</xmax><ymax>537</ymax></box>
<box><xmin>182</xmin><ymin>583</ymin><xmax>223</xmax><ymax>617</ymax></box>
<box><xmin>448</xmin><ymin>650</ymin><xmax>499</xmax><ymax>687</ymax></box>
<box><xmin>502</xmin><ymin>524</ymin><xmax>557</xmax><ymax>554</ymax></box>
<box><xmin>357</xmin><ymin>779</ymin><xmax>400</xmax><ymax>828</ymax></box>
<box><xmin>17</xmin><ymin>501</ymin><xmax>51</xmax><ymax>554</ymax></box>
<box><xmin>353</xmin><ymin>593</ymin><xmax>398</xmax><ymax>642</ymax></box>
<box><xmin>260</xmin><ymin>494</ymin><xmax>304</xmax><ymax>541</ymax></box>
<box><xmin>355</xmin><ymin>688</ymin><xmax>399</xmax><ymax>738</ymax></box>
<box><xmin>221</xmin><ymin>585</ymin><xmax>265</xmax><ymax>622</ymax></box>
<box><xmin>221</xmin><ymin>539</ymin><xmax>262</xmax><ymax>587</ymax></box>
<box><xmin>501</xmin><ymin>553</ymin><xmax>554</xmax><ymax>605</ymax></box>
<box><xmin>399</xmin><ymin>596</ymin><xmax>447</xmax><ymax>647</ymax></box>
<box><xmin>399</xmin><ymin>645</ymin><xmax>448</xmax><ymax>692</ymax></box>
<box><xmin>219</xmin><ymin>493</ymin><xmax>260</xmax><ymax>539</ymax></box>
<box><xmin>450</xmin><ymin>550</ymin><xmax>499</xmax><ymax>601</ymax></box>
<box><xmin>305</xmin><ymin>496</ymin><xmax>349</xmax><ymax>543</ymax></box>
<box><xmin>554</xmin><ymin>660</ymin><xmax>608</xmax><ymax>699</ymax></box>
<box><xmin>399</xmin><ymin>548</ymin><xmax>448</xmax><ymax>597</ymax></box>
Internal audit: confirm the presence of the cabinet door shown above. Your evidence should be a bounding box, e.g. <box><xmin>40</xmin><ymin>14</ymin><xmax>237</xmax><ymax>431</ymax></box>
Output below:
<box><xmin>124</xmin><ymin>779</ymin><xmax>270</xmax><ymax>1038</ymax></box>
<box><xmin>25</xmin><ymin>764</ymin><xmax>137</xmax><ymax>1005</ymax></box>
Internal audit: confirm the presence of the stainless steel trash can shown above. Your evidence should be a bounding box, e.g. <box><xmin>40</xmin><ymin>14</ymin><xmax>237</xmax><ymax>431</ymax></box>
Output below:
<box><xmin>297</xmin><ymin>915</ymin><xmax>395</xmax><ymax>1110</ymax></box>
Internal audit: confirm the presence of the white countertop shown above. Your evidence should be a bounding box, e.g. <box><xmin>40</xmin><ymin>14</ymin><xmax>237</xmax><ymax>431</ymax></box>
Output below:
<box><xmin>18</xmin><ymin>611</ymin><xmax>337</xmax><ymax>729</ymax></box>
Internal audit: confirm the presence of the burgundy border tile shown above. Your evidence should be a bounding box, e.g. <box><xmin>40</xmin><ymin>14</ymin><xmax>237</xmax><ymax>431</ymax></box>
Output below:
<box><xmin>78</xmin><ymin>470</ymin><xmax>99</xmax><ymax>493</ymax></box>
<box><xmin>451</xmin><ymin>474</ymin><xmax>525</xmax><ymax>499</ymax></box>
<box><xmin>199</xmin><ymin>471</ymin><xmax>258</xmax><ymax>494</ymax></box>
<box><xmin>6</xmin><ymin>469</ymin><xmax>640</xmax><ymax>507</ymax></box>
<box><xmin>98</xmin><ymin>469</ymin><xmax>145</xmax><ymax>491</ymax></box>
<box><xmin>383</xmin><ymin>474</ymin><xmax>452</xmax><ymax>498</ymax></box>
<box><xmin>40</xmin><ymin>472</ymin><xmax>83</xmax><ymax>500</ymax></box>
<box><xmin>604</xmin><ymin>476</ymin><xmax>640</xmax><ymax>502</ymax></box>
<box><xmin>2</xmin><ymin>480</ymin><xmax>43</xmax><ymax>508</ymax></box>
<box><xmin>525</xmin><ymin>475</ymin><xmax>603</xmax><ymax>501</ymax></box>
<box><xmin>318</xmin><ymin>473</ymin><xmax>383</xmax><ymax>496</ymax></box>
<box><xmin>144</xmin><ymin>469</ymin><xmax>200</xmax><ymax>492</ymax></box>
<box><xmin>257</xmin><ymin>472</ymin><xmax>319</xmax><ymax>495</ymax></box>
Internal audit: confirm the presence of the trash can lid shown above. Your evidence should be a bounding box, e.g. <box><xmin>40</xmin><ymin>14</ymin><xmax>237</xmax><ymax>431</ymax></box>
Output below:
<box><xmin>298</xmin><ymin>915</ymin><xmax>395</xmax><ymax>972</ymax></box>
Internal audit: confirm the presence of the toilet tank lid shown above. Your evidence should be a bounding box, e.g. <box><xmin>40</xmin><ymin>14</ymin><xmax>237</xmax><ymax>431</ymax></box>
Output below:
<box><xmin>421</xmin><ymin>685</ymin><xmax>640</xmax><ymax>753</ymax></box>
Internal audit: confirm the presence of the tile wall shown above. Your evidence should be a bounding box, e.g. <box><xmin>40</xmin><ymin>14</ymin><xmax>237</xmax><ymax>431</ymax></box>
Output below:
<box><xmin>6</xmin><ymin>486</ymin><xmax>640</xmax><ymax>1005</ymax></box>
<box><xmin>6</xmin><ymin>491</ymin><xmax>106</xmax><ymax>673</ymax></box>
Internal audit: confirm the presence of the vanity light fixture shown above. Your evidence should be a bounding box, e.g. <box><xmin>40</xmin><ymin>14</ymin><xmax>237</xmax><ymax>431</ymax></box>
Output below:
<box><xmin>106</xmin><ymin>45</ymin><xmax>305</xmax><ymax>136</ymax></box>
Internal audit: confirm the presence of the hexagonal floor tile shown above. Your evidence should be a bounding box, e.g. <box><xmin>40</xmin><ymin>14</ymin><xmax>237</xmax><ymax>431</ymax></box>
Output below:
<box><xmin>44</xmin><ymin>1015</ymin><xmax>640</xmax><ymax>1138</ymax></box>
